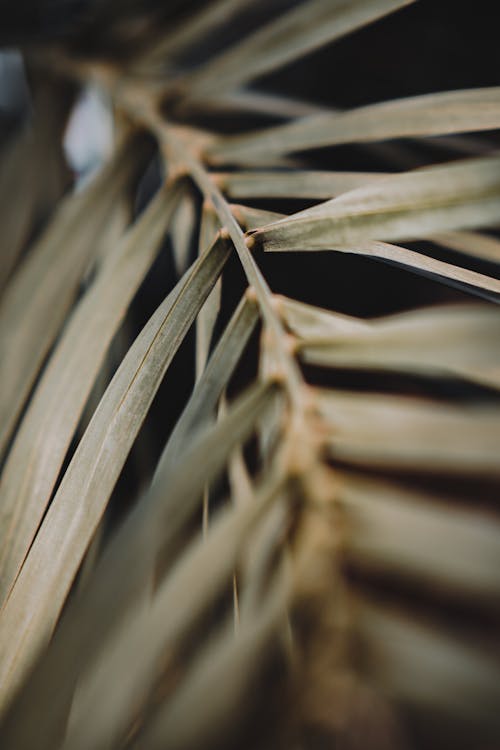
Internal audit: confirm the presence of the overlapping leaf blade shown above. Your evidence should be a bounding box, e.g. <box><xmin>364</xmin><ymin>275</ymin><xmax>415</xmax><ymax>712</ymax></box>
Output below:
<box><xmin>0</xmin><ymin>236</ymin><xmax>230</xmax><ymax>710</ymax></box>
<box><xmin>0</xmin><ymin>181</ymin><xmax>184</xmax><ymax>608</ymax></box>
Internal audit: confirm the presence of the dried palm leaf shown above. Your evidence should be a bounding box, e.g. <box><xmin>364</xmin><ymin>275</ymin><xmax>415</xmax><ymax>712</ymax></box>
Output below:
<box><xmin>1</xmin><ymin>3</ymin><xmax>500</xmax><ymax>749</ymax></box>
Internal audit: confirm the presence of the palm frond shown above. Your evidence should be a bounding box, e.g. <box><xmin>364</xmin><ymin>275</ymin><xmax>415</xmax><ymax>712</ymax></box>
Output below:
<box><xmin>1</xmin><ymin>2</ymin><xmax>500</xmax><ymax>749</ymax></box>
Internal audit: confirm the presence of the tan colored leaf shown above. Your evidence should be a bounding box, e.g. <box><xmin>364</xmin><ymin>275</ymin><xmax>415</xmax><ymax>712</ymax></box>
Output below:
<box><xmin>281</xmin><ymin>297</ymin><xmax>500</xmax><ymax>388</ymax></box>
<box><xmin>217</xmin><ymin>169</ymin><xmax>387</xmax><ymax>200</ymax></box>
<box><xmin>431</xmin><ymin>230</ymin><xmax>500</xmax><ymax>264</ymax></box>
<box><xmin>196</xmin><ymin>202</ymin><xmax>221</xmax><ymax>377</ymax></box>
<box><xmin>249</xmin><ymin>154</ymin><xmax>500</xmax><ymax>252</ymax></box>
<box><xmin>62</xmin><ymin>465</ymin><xmax>287</xmax><ymax>750</ymax></box>
<box><xmin>0</xmin><ymin>135</ymin><xmax>150</xmax><ymax>459</ymax></box>
<box><xmin>182</xmin><ymin>0</ymin><xmax>416</xmax><ymax>103</ymax></box>
<box><xmin>0</xmin><ymin>78</ymin><xmax>71</xmax><ymax>292</ymax></box>
<box><xmin>164</xmin><ymin>293</ymin><xmax>259</xmax><ymax>467</ymax></box>
<box><xmin>0</xmin><ymin>236</ymin><xmax>230</xmax><ymax>711</ymax></box>
<box><xmin>356</xmin><ymin>600</ymin><xmax>500</xmax><ymax>726</ymax></box>
<box><xmin>0</xmin><ymin>181</ymin><xmax>184</xmax><ymax>609</ymax></box>
<box><xmin>135</xmin><ymin>561</ymin><xmax>288</xmax><ymax>750</ymax></box>
<box><xmin>231</xmin><ymin>203</ymin><xmax>284</xmax><ymax>231</ymax></box>
<box><xmin>136</xmin><ymin>0</ymin><xmax>256</xmax><ymax>71</ymax></box>
<box><xmin>170</xmin><ymin>187</ymin><xmax>197</xmax><ymax>275</ymax></box>
<box><xmin>0</xmin><ymin>382</ymin><xmax>279</xmax><ymax>750</ymax></box>
<box><xmin>210</xmin><ymin>87</ymin><xmax>500</xmax><ymax>163</ymax></box>
<box><xmin>317</xmin><ymin>390</ymin><xmax>500</xmax><ymax>475</ymax></box>
<box><xmin>338</xmin><ymin>472</ymin><xmax>500</xmax><ymax>602</ymax></box>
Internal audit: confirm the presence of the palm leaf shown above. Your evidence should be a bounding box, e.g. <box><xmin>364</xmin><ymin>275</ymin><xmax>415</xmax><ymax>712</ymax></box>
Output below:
<box><xmin>1</xmin><ymin>3</ymin><xmax>499</xmax><ymax>749</ymax></box>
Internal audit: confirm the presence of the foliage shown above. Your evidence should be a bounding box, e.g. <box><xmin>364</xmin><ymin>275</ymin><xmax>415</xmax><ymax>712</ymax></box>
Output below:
<box><xmin>0</xmin><ymin>2</ymin><xmax>500</xmax><ymax>748</ymax></box>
